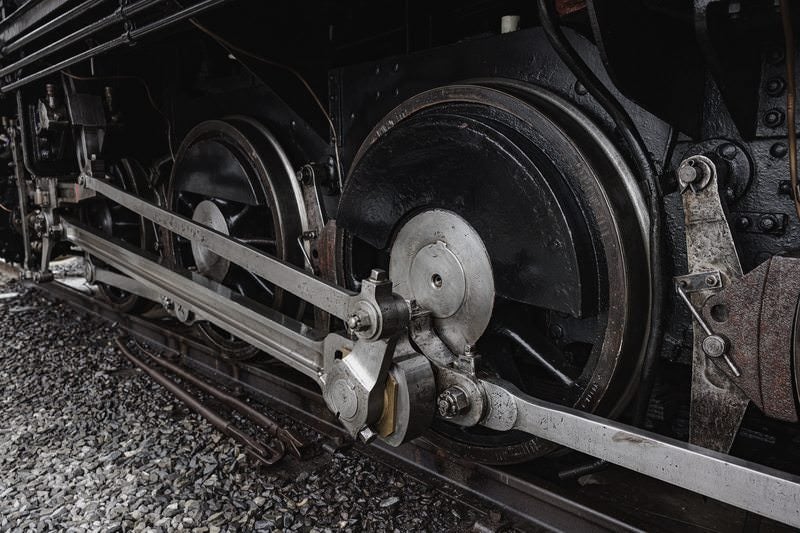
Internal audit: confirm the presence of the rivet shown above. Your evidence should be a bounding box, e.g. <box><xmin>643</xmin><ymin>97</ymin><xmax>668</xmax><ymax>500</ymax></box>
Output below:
<box><xmin>764</xmin><ymin>109</ymin><xmax>785</xmax><ymax>128</ymax></box>
<box><xmin>735</xmin><ymin>216</ymin><xmax>751</xmax><ymax>230</ymax></box>
<box><xmin>717</xmin><ymin>142</ymin><xmax>737</xmax><ymax>160</ymax></box>
<box><xmin>766</xmin><ymin>77</ymin><xmax>786</xmax><ymax>96</ymax></box>
<box><xmin>770</xmin><ymin>143</ymin><xmax>788</xmax><ymax>158</ymax></box>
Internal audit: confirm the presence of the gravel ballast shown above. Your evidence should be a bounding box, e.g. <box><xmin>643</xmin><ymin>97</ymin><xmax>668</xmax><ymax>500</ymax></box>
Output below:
<box><xmin>0</xmin><ymin>273</ymin><xmax>501</xmax><ymax>532</ymax></box>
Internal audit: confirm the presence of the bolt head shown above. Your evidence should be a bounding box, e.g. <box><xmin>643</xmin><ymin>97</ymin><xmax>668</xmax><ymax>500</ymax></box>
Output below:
<box><xmin>759</xmin><ymin>215</ymin><xmax>778</xmax><ymax>231</ymax></box>
<box><xmin>764</xmin><ymin>109</ymin><xmax>785</xmax><ymax>128</ymax></box>
<box><xmin>702</xmin><ymin>335</ymin><xmax>727</xmax><ymax>358</ymax></box>
<box><xmin>766</xmin><ymin>77</ymin><xmax>786</xmax><ymax>96</ymax></box>
<box><xmin>346</xmin><ymin>314</ymin><xmax>361</xmax><ymax>331</ymax></box>
<box><xmin>771</xmin><ymin>143</ymin><xmax>788</xmax><ymax>158</ymax></box>
<box><xmin>736</xmin><ymin>216</ymin><xmax>751</xmax><ymax>230</ymax></box>
<box><xmin>357</xmin><ymin>426</ymin><xmax>377</xmax><ymax>444</ymax></box>
<box><xmin>436</xmin><ymin>387</ymin><xmax>470</xmax><ymax>418</ymax></box>
<box><xmin>369</xmin><ymin>268</ymin><xmax>388</xmax><ymax>282</ymax></box>
<box><xmin>677</xmin><ymin>164</ymin><xmax>698</xmax><ymax>185</ymax></box>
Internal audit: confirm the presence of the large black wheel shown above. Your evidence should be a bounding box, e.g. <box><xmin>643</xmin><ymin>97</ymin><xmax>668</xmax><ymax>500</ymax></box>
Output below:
<box><xmin>165</xmin><ymin>117</ymin><xmax>307</xmax><ymax>359</ymax></box>
<box><xmin>338</xmin><ymin>82</ymin><xmax>651</xmax><ymax>464</ymax></box>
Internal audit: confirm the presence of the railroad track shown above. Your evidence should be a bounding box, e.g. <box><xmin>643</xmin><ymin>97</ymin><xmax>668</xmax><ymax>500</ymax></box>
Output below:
<box><xmin>19</xmin><ymin>271</ymin><xmax>789</xmax><ymax>533</ymax></box>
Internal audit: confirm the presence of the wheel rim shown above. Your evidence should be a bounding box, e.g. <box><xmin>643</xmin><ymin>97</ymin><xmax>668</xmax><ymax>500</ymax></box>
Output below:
<box><xmin>166</xmin><ymin>117</ymin><xmax>307</xmax><ymax>358</ymax></box>
<box><xmin>338</xmin><ymin>82</ymin><xmax>650</xmax><ymax>464</ymax></box>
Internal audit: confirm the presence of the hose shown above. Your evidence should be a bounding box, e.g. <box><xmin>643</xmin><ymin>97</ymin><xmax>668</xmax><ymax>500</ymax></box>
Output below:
<box><xmin>536</xmin><ymin>0</ymin><xmax>666</xmax><ymax>425</ymax></box>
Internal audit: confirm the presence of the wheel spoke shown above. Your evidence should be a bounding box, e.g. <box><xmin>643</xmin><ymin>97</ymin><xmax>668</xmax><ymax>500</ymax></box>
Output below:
<box><xmin>496</xmin><ymin>327</ymin><xmax>575</xmax><ymax>387</ymax></box>
<box><xmin>227</xmin><ymin>204</ymin><xmax>253</xmax><ymax>231</ymax></box>
<box><xmin>244</xmin><ymin>270</ymin><xmax>275</xmax><ymax>300</ymax></box>
<box><xmin>236</xmin><ymin>237</ymin><xmax>277</xmax><ymax>250</ymax></box>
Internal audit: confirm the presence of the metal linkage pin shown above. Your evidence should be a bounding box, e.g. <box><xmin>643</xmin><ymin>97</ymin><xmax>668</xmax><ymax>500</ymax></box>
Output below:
<box><xmin>676</xmin><ymin>281</ymin><xmax>741</xmax><ymax>377</ymax></box>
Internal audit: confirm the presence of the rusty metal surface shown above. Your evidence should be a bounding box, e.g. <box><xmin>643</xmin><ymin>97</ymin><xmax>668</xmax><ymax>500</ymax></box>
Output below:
<box><xmin>702</xmin><ymin>264</ymin><xmax>767</xmax><ymax>409</ymax></box>
<box><xmin>703</xmin><ymin>256</ymin><xmax>800</xmax><ymax>422</ymax></box>
<box><xmin>680</xmin><ymin>156</ymin><xmax>749</xmax><ymax>452</ymax></box>
<box><xmin>758</xmin><ymin>257</ymin><xmax>800</xmax><ymax>421</ymax></box>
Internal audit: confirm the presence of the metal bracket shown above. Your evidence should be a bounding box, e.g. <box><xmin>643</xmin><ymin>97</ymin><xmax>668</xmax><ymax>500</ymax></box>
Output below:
<box><xmin>674</xmin><ymin>270</ymin><xmax>722</xmax><ymax>293</ymax></box>
<box><xmin>674</xmin><ymin>272</ymin><xmax>740</xmax><ymax>376</ymax></box>
<box><xmin>677</xmin><ymin>154</ymin><xmax>749</xmax><ymax>452</ymax></box>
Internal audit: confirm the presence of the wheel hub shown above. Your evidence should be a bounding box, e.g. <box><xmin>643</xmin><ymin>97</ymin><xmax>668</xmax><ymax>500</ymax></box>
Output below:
<box><xmin>191</xmin><ymin>200</ymin><xmax>230</xmax><ymax>282</ymax></box>
<box><xmin>389</xmin><ymin>209</ymin><xmax>494</xmax><ymax>354</ymax></box>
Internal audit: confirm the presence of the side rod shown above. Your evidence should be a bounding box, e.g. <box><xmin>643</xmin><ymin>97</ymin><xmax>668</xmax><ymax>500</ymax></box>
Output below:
<box><xmin>480</xmin><ymin>379</ymin><xmax>800</xmax><ymax>528</ymax></box>
<box><xmin>80</xmin><ymin>175</ymin><xmax>356</xmax><ymax>320</ymax></box>
<box><xmin>62</xmin><ymin>219</ymin><xmax>326</xmax><ymax>382</ymax></box>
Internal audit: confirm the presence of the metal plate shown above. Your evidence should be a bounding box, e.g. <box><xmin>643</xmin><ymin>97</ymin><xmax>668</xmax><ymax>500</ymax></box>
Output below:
<box><xmin>389</xmin><ymin>209</ymin><xmax>494</xmax><ymax>354</ymax></box>
<box><xmin>190</xmin><ymin>199</ymin><xmax>230</xmax><ymax>282</ymax></box>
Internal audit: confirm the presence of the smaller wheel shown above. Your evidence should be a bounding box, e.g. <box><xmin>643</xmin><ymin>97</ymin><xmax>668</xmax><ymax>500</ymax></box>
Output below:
<box><xmin>165</xmin><ymin>117</ymin><xmax>308</xmax><ymax>359</ymax></box>
<box><xmin>81</xmin><ymin>158</ymin><xmax>155</xmax><ymax>314</ymax></box>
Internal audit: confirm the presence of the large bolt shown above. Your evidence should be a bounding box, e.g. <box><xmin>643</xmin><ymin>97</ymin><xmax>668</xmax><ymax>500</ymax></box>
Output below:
<box><xmin>437</xmin><ymin>387</ymin><xmax>470</xmax><ymax>419</ymax></box>
<box><xmin>702</xmin><ymin>335</ymin><xmax>727</xmax><ymax>358</ymax></box>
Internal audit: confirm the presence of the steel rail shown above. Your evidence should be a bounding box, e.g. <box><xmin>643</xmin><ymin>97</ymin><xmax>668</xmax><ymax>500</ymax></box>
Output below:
<box><xmin>80</xmin><ymin>174</ymin><xmax>356</xmax><ymax>319</ymax></box>
<box><xmin>1</xmin><ymin>0</ymin><xmax>229</xmax><ymax>92</ymax></box>
<box><xmin>118</xmin><ymin>338</ymin><xmax>286</xmax><ymax>466</ymax></box>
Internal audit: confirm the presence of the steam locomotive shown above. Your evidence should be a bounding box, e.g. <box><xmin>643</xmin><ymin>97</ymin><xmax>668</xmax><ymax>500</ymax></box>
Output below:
<box><xmin>0</xmin><ymin>0</ymin><xmax>799</xmax><ymax>526</ymax></box>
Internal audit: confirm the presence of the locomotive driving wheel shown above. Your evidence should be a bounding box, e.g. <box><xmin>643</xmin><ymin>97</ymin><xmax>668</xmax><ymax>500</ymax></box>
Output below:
<box><xmin>165</xmin><ymin>117</ymin><xmax>307</xmax><ymax>359</ymax></box>
<box><xmin>82</xmin><ymin>158</ymin><xmax>156</xmax><ymax>314</ymax></box>
<box><xmin>338</xmin><ymin>81</ymin><xmax>651</xmax><ymax>464</ymax></box>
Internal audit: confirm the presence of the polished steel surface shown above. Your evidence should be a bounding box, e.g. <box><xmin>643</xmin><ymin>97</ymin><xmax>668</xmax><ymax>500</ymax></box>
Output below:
<box><xmin>389</xmin><ymin>209</ymin><xmax>494</xmax><ymax>354</ymax></box>
<box><xmin>480</xmin><ymin>379</ymin><xmax>800</xmax><ymax>528</ymax></box>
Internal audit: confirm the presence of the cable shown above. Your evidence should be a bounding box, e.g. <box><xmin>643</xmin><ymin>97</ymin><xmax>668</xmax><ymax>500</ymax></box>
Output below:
<box><xmin>537</xmin><ymin>0</ymin><xmax>666</xmax><ymax>425</ymax></box>
<box><xmin>60</xmin><ymin>69</ymin><xmax>176</xmax><ymax>161</ymax></box>
<box><xmin>780</xmin><ymin>0</ymin><xmax>800</xmax><ymax>221</ymax></box>
<box><xmin>188</xmin><ymin>18</ymin><xmax>344</xmax><ymax>191</ymax></box>
<box><xmin>0</xmin><ymin>203</ymin><xmax>11</xmax><ymax>213</ymax></box>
